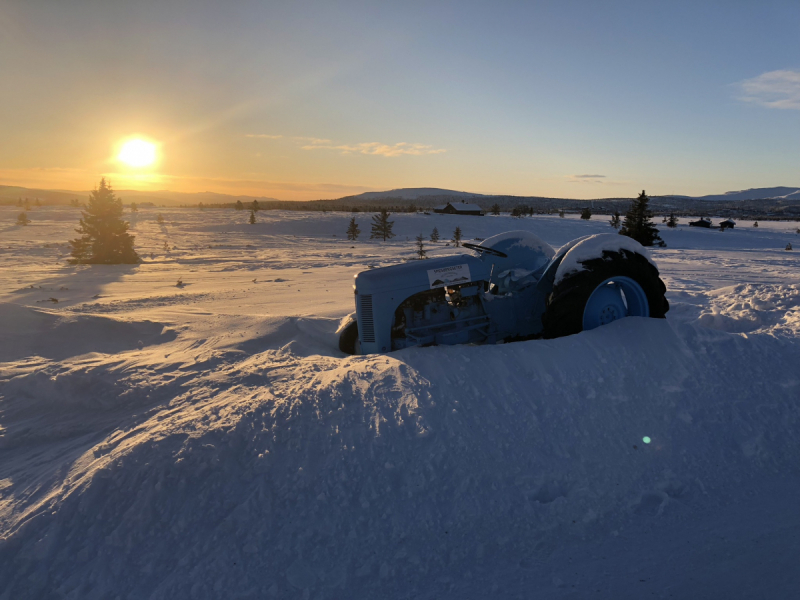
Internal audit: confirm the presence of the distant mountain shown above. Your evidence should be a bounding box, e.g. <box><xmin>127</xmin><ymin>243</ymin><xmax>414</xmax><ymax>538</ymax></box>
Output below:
<box><xmin>680</xmin><ymin>187</ymin><xmax>800</xmax><ymax>202</ymax></box>
<box><xmin>349</xmin><ymin>187</ymin><xmax>487</xmax><ymax>201</ymax></box>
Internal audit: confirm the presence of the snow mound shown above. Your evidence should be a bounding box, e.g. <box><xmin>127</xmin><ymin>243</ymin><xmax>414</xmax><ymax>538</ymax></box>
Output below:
<box><xmin>695</xmin><ymin>283</ymin><xmax>800</xmax><ymax>336</ymax></box>
<box><xmin>555</xmin><ymin>234</ymin><xmax>658</xmax><ymax>284</ymax></box>
<box><xmin>1</xmin><ymin>317</ymin><xmax>799</xmax><ymax>598</ymax></box>
<box><xmin>0</xmin><ymin>303</ymin><xmax>175</xmax><ymax>362</ymax></box>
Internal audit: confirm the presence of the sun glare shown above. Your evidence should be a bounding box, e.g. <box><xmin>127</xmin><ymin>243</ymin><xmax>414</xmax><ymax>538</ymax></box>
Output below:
<box><xmin>118</xmin><ymin>139</ymin><xmax>157</xmax><ymax>168</ymax></box>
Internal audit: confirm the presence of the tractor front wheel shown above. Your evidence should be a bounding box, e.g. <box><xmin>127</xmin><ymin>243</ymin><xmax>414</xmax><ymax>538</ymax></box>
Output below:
<box><xmin>338</xmin><ymin>317</ymin><xmax>360</xmax><ymax>354</ymax></box>
<box><xmin>541</xmin><ymin>249</ymin><xmax>668</xmax><ymax>339</ymax></box>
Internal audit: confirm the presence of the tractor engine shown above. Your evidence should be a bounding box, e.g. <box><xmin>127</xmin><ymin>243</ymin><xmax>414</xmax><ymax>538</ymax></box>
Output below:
<box><xmin>391</xmin><ymin>282</ymin><xmax>489</xmax><ymax>350</ymax></box>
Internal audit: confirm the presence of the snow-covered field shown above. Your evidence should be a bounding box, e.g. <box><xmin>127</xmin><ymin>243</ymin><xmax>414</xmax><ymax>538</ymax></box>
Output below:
<box><xmin>1</xmin><ymin>206</ymin><xmax>799</xmax><ymax>599</ymax></box>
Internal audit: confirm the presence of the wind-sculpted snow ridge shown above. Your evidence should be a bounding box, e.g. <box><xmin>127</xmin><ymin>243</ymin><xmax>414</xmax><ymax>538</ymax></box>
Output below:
<box><xmin>1</xmin><ymin>316</ymin><xmax>799</xmax><ymax>599</ymax></box>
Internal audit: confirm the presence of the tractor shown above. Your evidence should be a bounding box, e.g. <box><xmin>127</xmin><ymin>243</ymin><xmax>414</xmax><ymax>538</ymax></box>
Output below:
<box><xmin>338</xmin><ymin>231</ymin><xmax>669</xmax><ymax>355</ymax></box>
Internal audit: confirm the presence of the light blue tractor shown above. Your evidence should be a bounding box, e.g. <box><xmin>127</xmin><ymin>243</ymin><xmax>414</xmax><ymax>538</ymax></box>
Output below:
<box><xmin>338</xmin><ymin>231</ymin><xmax>668</xmax><ymax>354</ymax></box>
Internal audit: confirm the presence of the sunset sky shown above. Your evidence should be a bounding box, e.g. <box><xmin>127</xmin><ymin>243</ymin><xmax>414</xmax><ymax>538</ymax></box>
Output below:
<box><xmin>1</xmin><ymin>0</ymin><xmax>798</xmax><ymax>200</ymax></box>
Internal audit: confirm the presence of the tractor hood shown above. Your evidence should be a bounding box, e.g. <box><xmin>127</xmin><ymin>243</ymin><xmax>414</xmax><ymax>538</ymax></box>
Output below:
<box><xmin>355</xmin><ymin>254</ymin><xmax>489</xmax><ymax>295</ymax></box>
<box><xmin>476</xmin><ymin>230</ymin><xmax>555</xmax><ymax>276</ymax></box>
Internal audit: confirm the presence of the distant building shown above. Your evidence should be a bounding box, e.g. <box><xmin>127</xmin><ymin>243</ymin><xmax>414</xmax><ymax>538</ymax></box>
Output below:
<box><xmin>689</xmin><ymin>218</ymin><xmax>712</xmax><ymax>228</ymax></box>
<box><xmin>719</xmin><ymin>219</ymin><xmax>735</xmax><ymax>230</ymax></box>
<box><xmin>433</xmin><ymin>201</ymin><xmax>484</xmax><ymax>216</ymax></box>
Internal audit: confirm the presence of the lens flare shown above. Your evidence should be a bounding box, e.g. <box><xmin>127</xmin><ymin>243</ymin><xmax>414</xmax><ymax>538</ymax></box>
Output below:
<box><xmin>118</xmin><ymin>139</ymin><xmax>157</xmax><ymax>168</ymax></box>
<box><xmin>642</xmin><ymin>436</ymin><xmax>651</xmax><ymax>444</ymax></box>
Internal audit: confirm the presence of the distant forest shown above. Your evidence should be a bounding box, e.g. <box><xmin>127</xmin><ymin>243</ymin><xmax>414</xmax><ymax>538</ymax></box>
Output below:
<box><xmin>4</xmin><ymin>190</ymin><xmax>800</xmax><ymax>220</ymax></box>
<box><xmin>184</xmin><ymin>194</ymin><xmax>800</xmax><ymax>221</ymax></box>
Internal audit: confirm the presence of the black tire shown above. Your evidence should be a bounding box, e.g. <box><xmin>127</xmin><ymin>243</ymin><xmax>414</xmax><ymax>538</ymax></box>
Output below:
<box><xmin>338</xmin><ymin>319</ymin><xmax>359</xmax><ymax>354</ymax></box>
<box><xmin>541</xmin><ymin>249</ymin><xmax>669</xmax><ymax>339</ymax></box>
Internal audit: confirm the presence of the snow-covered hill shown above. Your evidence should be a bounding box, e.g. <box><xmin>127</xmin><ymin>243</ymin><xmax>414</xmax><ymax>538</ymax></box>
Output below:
<box><xmin>349</xmin><ymin>188</ymin><xmax>487</xmax><ymax>201</ymax></box>
<box><xmin>1</xmin><ymin>207</ymin><xmax>799</xmax><ymax>598</ymax></box>
<box><xmin>688</xmin><ymin>186</ymin><xmax>800</xmax><ymax>201</ymax></box>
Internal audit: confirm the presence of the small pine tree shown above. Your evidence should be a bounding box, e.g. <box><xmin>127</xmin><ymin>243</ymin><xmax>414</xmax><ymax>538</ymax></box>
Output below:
<box><xmin>666</xmin><ymin>213</ymin><xmax>678</xmax><ymax>228</ymax></box>
<box><xmin>619</xmin><ymin>190</ymin><xmax>663</xmax><ymax>247</ymax></box>
<box><xmin>156</xmin><ymin>213</ymin><xmax>165</xmax><ymax>224</ymax></box>
<box><xmin>249</xmin><ymin>210</ymin><xmax>257</xmax><ymax>224</ymax></box>
<box><xmin>346</xmin><ymin>216</ymin><xmax>360</xmax><ymax>240</ymax></box>
<box><xmin>511</xmin><ymin>206</ymin><xmax>525</xmax><ymax>218</ymax></box>
<box><xmin>70</xmin><ymin>198</ymin><xmax>80</xmax><ymax>207</ymax></box>
<box><xmin>370</xmin><ymin>208</ymin><xmax>395</xmax><ymax>241</ymax></box>
<box><xmin>235</xmin><ymin>200</ymin><xmax>244</xmax><ymax>210</ymax></box>
<box><xmin>430</xmin><ymin>226</ymin><xmax>440</xmax><ymax>242</ymax></box>
<box><xmin>753</xmin><ymin>221</ymin><xmax>759</xmax><ymax>227</ymax></box>
<box><xmin>408</xmin><ymin>202</ymin><xmax>417</xmax><ymax>213</ymax></box>
<box><xmin>69</xmin><ymin>178</ymin><xmax>139</xmax><ymax>264</ymax></box>
<box><xmin>610</xmin><ymin>211</ymin><xmax>621</xmax><ymax>229</ymax></box>
<box><xmin>130</xmin><ymin>202</ymin><xmax>138</xmax><ymax>213</ymax></box>
<box><xmin>491</xmin><ymin>203</ymin><xmax>500</xmax><ymax>216</ymax></box>
<box><xmin>558</xmin><ymin>209</ymin><xmax>565</xmax><ymax>218</ymax></box>
<box><xmin>17</xmin><ymin>212</ymin><xmax>30</xmax><ymax>226</ymax></box>
<box><xmin>415</xmin><ymin>234</ymin><xmax>427</xmax><ymax>259</ymax></box>
<box><xmin>580</xmin><ymin>207</ymin><xmax>592</xmax><ymax>220</ymax></box>
<box><xmin>528</xmin><ymin>206</ymin><xmax>534</xmax><ymax>217</ymax></box>
<box><xmin>252</xmin><ymin>200</ymin><xmax>260</xmax><ymax>211</ymax></box>
<box><xmin>453</xmin><ymin>226</ymin><xmax>462</xmax><ymax>247</ymax></box>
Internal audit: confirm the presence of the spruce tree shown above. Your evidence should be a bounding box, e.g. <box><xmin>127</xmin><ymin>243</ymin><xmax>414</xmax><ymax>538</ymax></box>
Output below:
<box><xmin>249</xmin><ymin>210</ymin><xmax>257</xmax><ymax>224</ymax></box>
<box><xmin>415</xmin><ymin>234</ymin><xmax>427</xmax><ymax>259</ymax></box>
<box><xmin>346</xmin><ymin>216</ymin><xmax>360</xmax><ymax>240</ymax></box>
<box><xmin>580</xmin><ymin>207</ymin><xmax>592</xmax><ymax>220</ymax></box>
<box><xmin>491</xmin><ymin>203</ymin><xmax>500</xmax><ymax>216</ymax></box>
<box><xmin>753</xmin><ymin>221</ymin><xmax>758</xmax><ymax>227</ymax></box>
<box><xmin>130</xmin><ymin>202</ymin><xmax>138</xmax><ymax>213</ymax></box>
<box><xmin>610</xmin><ymin>211</ymin><xmax>621</xmax><ymax>229</ymax></box>
<box><xmin>252</xmin><ymin>199</ymin><xmax>260</xmax><ymax>211</ymax></box>
<box><xmin>558</xmin><ymin>209</ymin><xmax>565</xmax><ymax>218</ymax></box>
<box><xmin>666</xmin><ymin>213</ymin><xmax>678</xmax><ymax>228</ymax></box>
<box><xmin>430</xmin><ymin>226</ymin><xmax>440</xmax><ymax>242</ymax></box>
<box><xmin>370</xmin><ymin>208</ymin><xmax>395</xmax><ymax>241</ymax></box>
<box><xmin>235</xmin><ymin>200</ymin><xmax>244</xmax><ymax>210</ymax></box>
<box><xmin>619</xmin><ymin>190</ymin><xmax>663</xmax><ymax>247</ymax></box>
<box><xmin>17</xmin><ymin>212</ymin><xmax>30</xmax><ymax>226</ymax></box>
<box><xmin>69</xmin><ymin>179</ymin><xmax>139</xmax><ymax>264</ymax></box>
<box><xmin>156</xmin><ymin>213</ymin><xmax>165</xmax><ymax>224</ymax></box>
<box><xmin>453</xmin><ymin>226</ymin><xmax>462</xmax><ymax>247</ymax></box>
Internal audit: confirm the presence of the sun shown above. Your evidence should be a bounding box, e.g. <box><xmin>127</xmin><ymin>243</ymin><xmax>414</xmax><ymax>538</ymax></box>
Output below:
<box><xmin>118</xmin><ymin>139</ymin><xmax>157</xmax><ymax>168</ymax></box>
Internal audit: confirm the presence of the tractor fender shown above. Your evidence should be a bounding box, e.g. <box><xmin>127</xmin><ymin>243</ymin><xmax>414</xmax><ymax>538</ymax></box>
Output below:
<box><xmin>553</xmin><ymin>234</ymin><xmax>658</xmax><ymax>286</ymax></box>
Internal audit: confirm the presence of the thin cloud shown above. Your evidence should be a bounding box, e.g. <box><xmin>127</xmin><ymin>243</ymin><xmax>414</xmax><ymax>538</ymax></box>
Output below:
<box><xmin>738</xmin><ymin>69</ymin><xmax>800</xmax><ymax>110</ymax></box>
<box><xmin>303</xmin><ymin>141</ymin><xmax>446</xmax><ymax>157</ymax></box>
<box><xmin>569</xmin><ymin>174</ymin><xmax>605</xmax><ymax>183</ymax></box>
<box><xmin>245</xmin><ymin>134</ymin><xmax>283</xmax><ymax>139</ymax></box>
<box><xmin>293</xmin><ymin>136</ymin><xmax>333</xmax><ymax>145</ymax></box>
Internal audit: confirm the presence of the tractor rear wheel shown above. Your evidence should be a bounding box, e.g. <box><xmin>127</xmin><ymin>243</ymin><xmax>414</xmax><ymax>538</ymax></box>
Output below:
<box><xmin>338</xmin><ymin>318</ymin><xmax>360</xmax><ymax>354</ymax></box>
<box><xmin>541</xmin><ymin>249</ymin><xmax>668</xmax><ymax>339</ymax></box>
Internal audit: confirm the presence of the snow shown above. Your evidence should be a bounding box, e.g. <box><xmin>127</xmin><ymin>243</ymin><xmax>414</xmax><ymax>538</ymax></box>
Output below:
<box><xmin>1</xmin><ymin>206</ymin><xmax>800</xmax><ymax>598</ymax></box>
<box><xmin>554</xmin><ymin>233</ymin><xmax>659</xmax><ymax>284</ymax></box>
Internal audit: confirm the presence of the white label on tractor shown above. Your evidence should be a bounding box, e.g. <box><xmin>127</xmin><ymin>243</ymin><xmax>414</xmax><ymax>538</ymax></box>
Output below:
<box><xmin>427</xmin><ymin>264</ymin><xmax>471</xmax><ymax>289</ymax></box>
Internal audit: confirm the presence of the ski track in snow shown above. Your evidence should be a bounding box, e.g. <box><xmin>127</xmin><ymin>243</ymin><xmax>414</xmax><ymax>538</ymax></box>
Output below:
<box><xmin>1</xmin><ymin>207</ymin><xmax>800</xmax><ymax>599</ymax></box>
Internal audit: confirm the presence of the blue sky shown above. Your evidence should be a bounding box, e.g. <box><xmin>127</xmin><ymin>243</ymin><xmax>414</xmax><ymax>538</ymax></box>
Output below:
<box><xmin>1</xmin><ymin>0</ymin><xmax>798</xmax><ymax>199</ymax></box>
